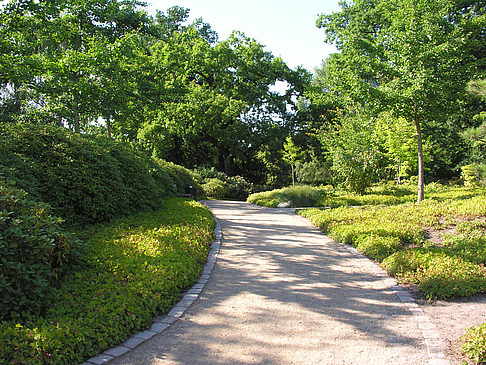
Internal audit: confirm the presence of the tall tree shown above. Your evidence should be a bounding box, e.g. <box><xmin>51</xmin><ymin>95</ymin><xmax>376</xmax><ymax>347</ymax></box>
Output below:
<box><xmin>317</xmin><ymin>0</ymin><xmax>486</xmax><ymax>202</ymax></box>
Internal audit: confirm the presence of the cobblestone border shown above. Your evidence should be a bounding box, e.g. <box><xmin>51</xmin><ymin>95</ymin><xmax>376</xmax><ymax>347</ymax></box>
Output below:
<box><xmin>343</xmin><ymin>245</ymin><xmax>450</xmax><ymax>365</ymax></box>
<box><xmin>81</xmin><ymin>217</ymin><xmax>222</xmax><ymax>365</ymax></box>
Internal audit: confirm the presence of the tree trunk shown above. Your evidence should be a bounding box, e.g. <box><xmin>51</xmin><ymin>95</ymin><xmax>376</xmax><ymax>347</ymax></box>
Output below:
<box><xmin>73</xmin><ymin>104</ymin><xmax>80</xmax><ymax>133</ymax></box>
<box><xmin>291</xmin><ymin>164</ymin><xmax>295</xmax><ymax>186</ymax></box>
<box><xmin>414</xmin><ymin>105</ymin><xmax>424</xmax><ymax>203</ymax></box>
<box><xmin>106</xmin><ymin>116</ymin><xmax>112</xmax><ymax>139</ymax></box>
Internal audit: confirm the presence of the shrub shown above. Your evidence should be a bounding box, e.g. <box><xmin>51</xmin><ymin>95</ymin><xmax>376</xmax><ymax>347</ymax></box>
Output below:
<box><xmin>247</xmin><ymin>185</ymin><xmax>322</xmax><ymax>208</ymax></box>
<box><xmin>0</xmin><ymin>198</ymin><xmax>215</xmax><ymax>364</ymax></box>
<box><xmin>461</xmin><ymin>322</ymin><xmax>486</xmax><ymax>365</ymax></box>
<box><xmin>202</xmin><ymin>178</ymin><xmax>228</xmax><ymax>199</ymax></box>
<box><xmin>157</xmin><ymin>159</ymin><xmax>201</xmax><ymax>196</ymax></box>
<box><xmin>226</xmin><ymin>175</ymin><xmax>254</xmax><ymax>201</ymax></box>
<box><xmin>0</xmin><ymin>123</ymin><xmax>198</xmax><ymax>227</ymax></box>
<box><xmin>461</xmin><ymin>164</ymin><xmax>486</xmax><ymax>187</ymax></box>
<box><xmin>321</xmin><ymin>108</ymin><xmax>382</xmax><ymax>194</ymax></box>
<box><xmin>193</xmin><ymin>167</ymin><xmax>254</xmax><ymax>200</ymax></box>
<box><xmin>0</xmin><ymin>182</ymin><xmax>82</xmax><ymax>320</ymax></box>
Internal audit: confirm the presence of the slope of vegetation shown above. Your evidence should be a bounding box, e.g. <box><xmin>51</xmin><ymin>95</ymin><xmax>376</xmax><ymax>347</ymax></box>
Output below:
<box><xmin>0</xmin><ymin>198</ymin><xmax>214</xmax><ymax>364</ymax></box>
<box><xmin>0</xmin><ymin>124</ymin><xmax>215</xmax><ymax>364</ymax></box>
<box><xmin>0</xmin><ymin>123</ymin><xmax>199</xmax><ymax>228</ymax></box>
<box><xmin>296</xmin><ymin>183</ymin><xmax>486</xmax><ymax>299</ymax></box>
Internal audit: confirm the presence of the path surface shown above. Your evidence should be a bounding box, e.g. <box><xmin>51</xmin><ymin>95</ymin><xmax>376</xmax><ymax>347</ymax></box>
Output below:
<box><xmin>111</xmin><ymin>200</ymin><xmax>430</xmax><ymax>365</ymax></box>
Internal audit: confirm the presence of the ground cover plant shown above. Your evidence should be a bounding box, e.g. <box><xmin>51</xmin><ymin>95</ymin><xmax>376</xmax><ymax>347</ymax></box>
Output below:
<box><xmin>294</xmin><ymin>183</ymin><xmax>486</xmax><ymax>364</ymax></box>
<box><xmin>0</xmin><ymin>198</ymin><xmax>215</xmax><ymax>364</ymax></box>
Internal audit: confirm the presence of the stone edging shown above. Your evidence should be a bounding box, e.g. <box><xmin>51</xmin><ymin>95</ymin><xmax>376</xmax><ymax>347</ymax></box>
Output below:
<box><xmin>82</xmin><ymin>218</ymin><xmax>222</xmax><ymax>365</ymax></box>
<box><xmin>284</xmin><ymin>208</ymin><xmax>450</xmax><ymax>365</ymax></box>
<box><xmin>343</xmin><ymin>244</ymin><xmax>450</xmax><ymax>365</ymax></box>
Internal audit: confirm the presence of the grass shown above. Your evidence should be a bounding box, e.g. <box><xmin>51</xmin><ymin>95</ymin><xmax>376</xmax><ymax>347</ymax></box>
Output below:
<box><xmin>0</xmin><ymin>198</ymin><xmax>215</xmax><ymax>364</ymax></box>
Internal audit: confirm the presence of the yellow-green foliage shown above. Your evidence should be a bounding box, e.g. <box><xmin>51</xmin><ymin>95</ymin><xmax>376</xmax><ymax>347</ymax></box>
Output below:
<box><xmin>462</xmin><ymin>323</ymin><xmax>486</xmax><ymax>364</ymax></box>
<box><xmin>247</xmin><ymin>185</ymin><xmax>323</xmax><ymax>207</ymax></box>
<box><xmin>0</xmin><ymin>198</ymin><xmax>215</xmax><ymax>364</ymax></box>
<box><xmin>298</xmin><ymin>185</ymin><xmax>486</xmax><ymax>300</ymax></box>
<box><xmin>382</xmin><ymin>249</ymin><xmax>486</xmax><ymax>299</ymax></box>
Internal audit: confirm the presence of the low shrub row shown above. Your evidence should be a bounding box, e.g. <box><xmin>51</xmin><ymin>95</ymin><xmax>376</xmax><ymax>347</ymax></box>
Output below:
<box><xmin>247</xmin><ymin>185</ymin><xmax>323</xmax><ymax>207</ymax></box>
<box><xmin>0</xmin><ymin>198</ymin><xmax>215</xmax><ymax>364</ymax></box>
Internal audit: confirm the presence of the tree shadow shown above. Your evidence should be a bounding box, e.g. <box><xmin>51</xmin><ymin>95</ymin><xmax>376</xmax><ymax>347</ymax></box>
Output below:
<box><xmin>112</xmin><ymin>200</ymin><xmax>426</xmax><ymax>365</ymax></box>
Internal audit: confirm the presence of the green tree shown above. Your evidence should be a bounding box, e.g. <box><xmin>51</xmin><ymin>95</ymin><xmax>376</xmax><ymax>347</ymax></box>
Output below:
<box><xmin>321</xmin><ymin>108</ymin><xmax>382</xmax><ymax>194</ymax></box>
<box><xmin>282</xmin><ymin>135</ymin><xmax>304</xmax><ymax>186</ymax></box>
<box><xmin>317</xmin><ymin>0</ymin><xmax>486</xmax><ymax>202</ymax></box>
<box><xmin>376</xmin><ymin>112</ymin><xmax>419</xmax><ymax>183</ymax></box>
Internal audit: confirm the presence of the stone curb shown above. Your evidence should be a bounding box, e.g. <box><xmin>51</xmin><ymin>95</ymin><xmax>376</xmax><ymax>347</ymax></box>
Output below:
<box><xmin>83</xmin><ymin>213</ymin><xmax>222</xmax><ymax>364</ymax></box>
<box><xmin>341</xmin><ymin>244</ymin><xmax>451</xmax><ymax>365</ymax></box>
<box><xmin>287</xmin><ymin>208</ymin><xmax>451</xmax><ymax>365</ymax></box>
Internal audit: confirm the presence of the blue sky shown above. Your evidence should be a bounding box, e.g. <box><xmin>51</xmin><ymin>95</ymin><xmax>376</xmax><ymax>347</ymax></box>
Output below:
<box><xmin>146</xmin><ymin>0</ymin><xmax>341</xmax><ymax>73</ymax></box>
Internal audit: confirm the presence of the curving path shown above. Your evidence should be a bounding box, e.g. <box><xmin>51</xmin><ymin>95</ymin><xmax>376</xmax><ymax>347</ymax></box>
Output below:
<box><xmin>108</xmin><ymin>200</ymin><xmax>445</xmax><ymax>365</ymax></box>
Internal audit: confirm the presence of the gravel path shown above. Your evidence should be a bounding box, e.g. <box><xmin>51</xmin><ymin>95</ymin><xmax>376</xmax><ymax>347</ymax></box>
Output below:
<box><xmin>109</xmin><ymin>200</ymin><xmax>436</xmax><ymax>365</ymax></box>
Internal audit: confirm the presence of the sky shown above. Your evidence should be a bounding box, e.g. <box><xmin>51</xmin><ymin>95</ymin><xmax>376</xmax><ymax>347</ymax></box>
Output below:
<box><xmin>146</xmin><ymin>0</ymin><xmax>342</xmax><ymax>73</ymax></box>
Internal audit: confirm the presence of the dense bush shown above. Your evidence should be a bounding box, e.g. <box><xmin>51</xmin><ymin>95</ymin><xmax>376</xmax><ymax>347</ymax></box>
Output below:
<box><xmin>202</xmin><ymin>178</ymin><xmax>228</xmax><ymax>199</ymax></box>
<box><xmin>247</xmin><ymin>185</ymin><xmax>323</xmax><ymax>208</ymax></box>
<box><xmin>193</xmin><ymin>167</ymin><xmax>254</xmax><ymax>200</ymax></box>
<box><xmin>462</xmin><ymin>323</ymin><xmax>486</xmax><ymax>364</ymax></box>
<box><xmin>0</xmin><ymin>198</ymin><xmax>215</xmax><ymax>364</ymax></box>
<box><xmin>0</xmin><ymin>182</ymin><xmax>82</xmax><ymax>321</ymax></box>
<box><xmin>462</xmin><ymin>164</ymin><xmax>486</xmax><ymax>187</ymax></box>
<box><xmin>0</xmin><ymin>123</ymin><xmax>198</xmax><ymax>227</ymax></box>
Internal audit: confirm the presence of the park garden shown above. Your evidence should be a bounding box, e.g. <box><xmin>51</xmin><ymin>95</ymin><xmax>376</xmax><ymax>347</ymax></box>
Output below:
<box><xmin>1</xmin><ymin>0</ymin><xmax>486</xmax><ymax>363</ymax></box>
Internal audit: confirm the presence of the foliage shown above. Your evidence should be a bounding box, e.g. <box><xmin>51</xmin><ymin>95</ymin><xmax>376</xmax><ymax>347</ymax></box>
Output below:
<box><xmin>0</xmin><ymin>0</ymin><xmax>310</xmax><ymax>186</ymax></box>
<box><xmin>320</xmin><ymin>108</ymin><xmax>383</xmax><ymax>194</ymax></box>
<box><xmin>193</xmin><ymin>167</ymin><xmax>254</xmax><ymax>200</ymax></box>
<box><xmin>247</xmin><ymin>185</ymin><xmax>323</xmax><ymax>208</ymax></box>
<box><xmin>282</xmin><ymin>135</ymin><xmax>304</xmax><ymax>185</ymax></box>
<box><xmin>0</xmin><ymin>123</ymin><xmax>198</xmax><ymax>227</ymax></box>
<box><xmin>461</xmin><ymin>164</ymin><xmax>486</xmax><ymax>187</ymax></box>
<box><xmin>461</xmin><ymin>323</ymin><xmax>486</xmax><ymax>365</ymax></box>
<box><xmin>298</xmin><ymin>183</ymin><xmax>486</xmax><ymax>299</ymax></box>
<box><xmin>316</xmin><ymin>0</ymin><xmax>486</xmax><ymax>198</ymax></box>
<box><xmin>201</xmin><ymin>178</ymin><xmax>228</xmax><ymax>199</ymax></box>
<box><xmin>375</xmin><ymin>112</ymin><xmax>419</xmax><ymax>183</ymax></box>
<box><xmin>382</xmin><ymin>249</ymin><xmax>486</xmax><ymax>300</ymax></box>
<box><xmin>0</xmin><ymin>198</ymin><xmax>215</xmax><ymax>364</ymax></box>
<box><xmin>0</xmin><ymin>182</ymin><xmax>82</xmax><ymax>321</ymax></box>
<box><xmin>298</xmin><ymin>159</ymin><xmax>331</xmax><ymax>186</ymax></box>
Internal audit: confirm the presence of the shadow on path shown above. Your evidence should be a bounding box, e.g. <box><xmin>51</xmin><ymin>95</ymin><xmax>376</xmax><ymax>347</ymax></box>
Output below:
<box><xmin>111</xmin><ymin>200</ymin><xmax>427</xmax><ymax>365</ymax></box>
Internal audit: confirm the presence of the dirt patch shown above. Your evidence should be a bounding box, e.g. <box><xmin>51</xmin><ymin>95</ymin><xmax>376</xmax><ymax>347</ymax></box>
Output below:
<box><xmin>409</xmin><ymin>286</ymin><xmax>486</xmax><ymax>364</ymax></box>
